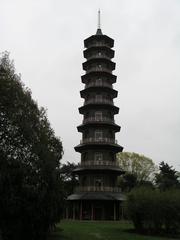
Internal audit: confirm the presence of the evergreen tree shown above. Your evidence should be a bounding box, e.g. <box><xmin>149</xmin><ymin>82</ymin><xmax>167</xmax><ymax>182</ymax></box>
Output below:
<box><xmin>155</xmin><ymin>161</ymin><xmax>180</xmax><ymax>190</ymax></box>
<box><xmin>0</xmin><ymin>52</ymin><xmax>63</xmax><ymax>240</ymax></box>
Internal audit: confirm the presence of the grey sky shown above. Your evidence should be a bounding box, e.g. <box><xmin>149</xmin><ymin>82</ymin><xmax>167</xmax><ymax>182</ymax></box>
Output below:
<box><xmin>1</xmin><ymin>0</ymin><xmax>180</xmax><ymax>170</ymax></box>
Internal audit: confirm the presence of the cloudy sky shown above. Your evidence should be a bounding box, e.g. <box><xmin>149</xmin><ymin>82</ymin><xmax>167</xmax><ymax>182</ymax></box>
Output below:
<box><xmin>1</xmin><ymin>0</ymin><xmax>180</xmax><ymax>170</ymax></box>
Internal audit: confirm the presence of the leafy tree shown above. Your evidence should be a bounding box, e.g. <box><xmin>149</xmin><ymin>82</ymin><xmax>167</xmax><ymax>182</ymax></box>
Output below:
<box><xmin>60</xmin><ymin>161</ymin><xmax>78</xmax><ymax>197</ymax></box>
<box><xmin>155</xmin><ymin>161</ymin><xmax>180</xmax><ymax>190</ymax></box>
<box><xmin>118</xmin><ymin>172</ymin><xmax>138</xmax><ymax>192</ymax></box>
<box><xmin>0</xmin><ymin>52</ymin><xmax>63</xmax><ymax>240</ymax></box>
<box><xmin>117</xmin><ymin>152</ymin><xmax>156</xmax><ymax>191</ymax></box>
<box><xmin>117</xmin><ymin>152</ymin><xmax>157</xmax><ymax>181</ymax></box>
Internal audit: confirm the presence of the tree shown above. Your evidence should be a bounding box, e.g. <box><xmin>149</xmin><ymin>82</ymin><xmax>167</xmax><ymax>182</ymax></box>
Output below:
<box><xmin>117</xmin><ymin>152</ymin><xmax>156</xmax><ymax>191</ymax></box>
<box><xmin>117</xmin><ymin>152</ymin><xmax>157</xmax><ymax>182</ymax></box>
<box><xmin>118</xmin><ymin>172</ymin><xmax>138</xmax><ymax>192</ymax></box>
<box><xmin>60</xmin><ymin>161</ymin><xmax>78</xmax><ymax>197</ymax></box>
<box><xmin>155</xmin><ymin>161</ymin><xmax>180</xmax><ymax>190</ymax></box>
<box><xmin>0</xmin><ymin>52</ymin><xmax>63</xmax><ymax>240</ymax></box>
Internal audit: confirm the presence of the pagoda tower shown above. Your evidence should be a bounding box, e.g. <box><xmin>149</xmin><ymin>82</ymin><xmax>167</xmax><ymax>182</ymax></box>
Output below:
<box><xmin>67</xmin><ymin>11</ymin><xmax>125</xmax><ymax>220</ymax></box>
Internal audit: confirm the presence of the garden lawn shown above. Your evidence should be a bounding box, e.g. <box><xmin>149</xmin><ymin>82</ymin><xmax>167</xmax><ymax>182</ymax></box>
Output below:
<box><xmin>48</xmin><ymin>220</ymin><xmax>175</xmax><ymax>240</ymax></box>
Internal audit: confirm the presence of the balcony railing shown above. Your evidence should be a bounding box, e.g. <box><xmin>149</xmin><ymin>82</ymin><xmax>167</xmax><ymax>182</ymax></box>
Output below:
<box><xmin>86</xmin><ymin>43</ymin><xmax>110</xmax><ymax>48</ymax></box>
<box><xmin>84</xmin><ymin>99</ymin><xmax>114</xmax><ymax>105</ymax></box>
<box><xmin>85</xmin><ymin>82</ymin><xmax>113</xmax><ymax>89</ymax></box>
<box><xmin>80</xmin><ymin>138</ymin><xmax>117</xmax><ymax>144</ymax></box>
<box><xmin>80</xmin><ymin>160</ymin><xmax>119</xmax><ymax>167</ymax></box>
<box><xmin>83</xmin><ymin>117</ymin><xmax>114</xmax><ymax>124</ymax></box>
<box><xmin>86</xmin><ymin>55</ymin><xmax>110</xmax><ymax>60</ymax></box>
<box><xmin>75</xmin><ymin>186</ymin><xmax>121</xmax><ymax>193</ymax></box>
<box><xmin>86</xmin><ymin>67</ymin><xmax>112</xmax><ymax>74</ymax></box>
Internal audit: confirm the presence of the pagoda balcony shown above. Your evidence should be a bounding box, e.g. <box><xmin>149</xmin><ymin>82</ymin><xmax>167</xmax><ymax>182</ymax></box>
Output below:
<box><xmin>85</xmin><ymin>82</ymin><xmax>113</xmax><ymax>89</ymax></box>
<box><xmin>80</xmin><ymin>138</ymin><xmax>118</xmax><ymax>145</ymax></box>
<box><xmin>86</xmin><ymin>67</ymin><xmax>112</xmax><ymax>74</ymax></box>
<box><xmin>81</xmin><ymin>72</ymin><xmax>117</xmax><ymax>84</ymax></box>
<box><xmin>74</xmin><ymin>186</ymin><xmax>121</xmax><ymax>193</ymax></box>
<box><xmin>84</xmin><ymin>99</ymin><xmax>114</xmax><ymax>105</ymax></box>
<box><xmin>83</xmin><ymin>117</ymin><xmax>114</xmax><ymax>124</ymax></box>
<box><xmin>86</xmin><ymin>54</ymin><xmax>111</xmax><ymax>61</ymax></box>
<box><xmin>86</xmin><ymin>43</ymin><xmax>111</xmax><ymax>48</ymax></box>
<box><xmin>80</xmin><ymin>160</ymin><xmax>119</xmax><ymax>167</ymax></box>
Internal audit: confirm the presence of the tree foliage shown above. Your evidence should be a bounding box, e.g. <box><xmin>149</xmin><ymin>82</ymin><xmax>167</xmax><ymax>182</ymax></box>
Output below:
<box><xmin>0</xmin><ymin>52</ymin><xmax>63</xmax><ymax>240</ymax></box>
<box><xmin>117</xmin><ymin>152</ymin><xmax>156</xmax><ymax>191</ymax></box>
<box><xmin>126</xmin><ymin>187</ymin><xmax>180</xmax><ymax>236</ymax></box>
<box><xmin>117</xmin><ymin>152</ymin><xmax>157</xmax><ymax>182</ymax></box>
<box><xmin>60</xmin><ymin>161</ymin><xmax>78</xmax><ymax>197</ymax></box>
<box><xmin>155</xmin><ymin>161</ymin><xmax>180</xmax><ymax>190</ymax></box>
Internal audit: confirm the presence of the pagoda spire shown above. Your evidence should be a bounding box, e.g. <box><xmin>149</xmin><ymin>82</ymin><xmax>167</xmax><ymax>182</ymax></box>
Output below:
<box><xmin>98</xmin><ymin>9</ymin><xmax>101</xmax><ymax>29</ymax></box>
<box><xmin>96</xmin><ymin>9</ymin><xmax>102</xmax><ymax>35</ymax></box>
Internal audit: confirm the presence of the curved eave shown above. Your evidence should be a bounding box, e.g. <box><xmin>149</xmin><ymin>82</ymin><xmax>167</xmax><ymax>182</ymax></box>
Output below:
<box><xmin>81</xmin><ymin>72</ymin><xmax>117</xmax><ymax>84</ymax></box>
<box><xmin>74</xmin><ymin>143</ymin><xmax>123</xmax><ymax>153</ymax></box>
<box><xmin>79</xmin><ymin>104</ymin><xmax>119</xmax><ymax>115</ymax></box>
<box><xmin>84</xmin><ymin>34</ymin><xmax>114</xmax><ymax>48</ymax></box>
<box><xmin>84</xmin><ymin>46</ymin><xmax>114</xmax><ymax>59</ymax></box>
<box><xmin>82</xmin><ymin>58</ymin><xmax>116</xmax><ymax>71</ymax></box>
<box><xmin>67</xmin><ymin>192</ymin><xmax>126</xmax><ymax>201</ymax></box>
<box><xmin>77</xmin><ymin>122</ymin><xmax>121</xmax><ymax>132</ymax></box>
<box><xmin>73</xmin><ymin>166</ymin><xmax>125</xmax><ymax>174</ymax></box>
<box><xmin>80</xmin><ymin>87</ymin><xmax>118</xmax><ymax>98</ymax></box>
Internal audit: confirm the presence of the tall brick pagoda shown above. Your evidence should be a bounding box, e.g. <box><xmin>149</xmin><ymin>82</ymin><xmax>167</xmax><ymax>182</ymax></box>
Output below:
<box><xmin>67</xmin><ymin>11</ymin><xmax>125</xmax><ymax>220</ymax></box>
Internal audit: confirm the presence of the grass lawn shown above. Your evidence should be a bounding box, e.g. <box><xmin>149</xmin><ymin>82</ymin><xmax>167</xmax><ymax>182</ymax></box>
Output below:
<box><xmin>48</xmin><ymin>220</ymin><xmax>176</xmax><ymax>240</ymax></box>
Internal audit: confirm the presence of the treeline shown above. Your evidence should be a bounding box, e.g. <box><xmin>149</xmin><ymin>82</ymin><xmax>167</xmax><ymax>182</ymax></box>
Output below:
<box><xmin>124</xmin><ymin>160</ymin><xmax>180</xmax><ymax>235</ymax></box>
<box><xmin>0</xmin><ymin>52</ymin><xmax>64</xmax><ymax>240</ymax></box>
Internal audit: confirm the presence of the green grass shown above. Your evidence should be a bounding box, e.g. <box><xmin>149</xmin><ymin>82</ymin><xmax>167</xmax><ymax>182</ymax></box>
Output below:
<box><xmin>48</xmin><ymin>220</ymin><xmax>176</xmax><ymax>240</ymax></box>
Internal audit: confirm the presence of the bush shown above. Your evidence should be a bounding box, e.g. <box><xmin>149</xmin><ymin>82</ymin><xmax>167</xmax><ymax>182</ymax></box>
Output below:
<box><xmin>126</xmin><ymin>187</ymin><xmax>180</xmax><ymax>235</ymax></box>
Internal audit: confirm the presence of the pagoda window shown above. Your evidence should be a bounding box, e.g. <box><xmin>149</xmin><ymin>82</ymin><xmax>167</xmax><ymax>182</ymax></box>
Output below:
<box><xmin>95</xmin><ymin>178</ymin><xmax>103</xmax><ymax>187</ymax></box>
<box><xmin>95</xmin><ymin>111</ymin><xmax>102</xmax><ymax>121</ymax></box>
<box><xmin>95</xmin><ymin>94</ymin><xmax>102</xmax><ymax>102</ymax></box>
<box><xmin>96</xmin><ymin>78</ymin><xmax>102</xmax><ymax>85</ymax></box>
<box><xmin>98</xmin><ymin>64</ymin><xmax>102</xmax><ymax>69</ymax></box>
<box><xmin>95</xmin><ymin>131</ymin><xmax>103</xmax><ymax>141</ymax></box>
<box><xmin>94</xmin><ymin>152</ymin><xmax>103</xmax><ymax>162</ymax></box>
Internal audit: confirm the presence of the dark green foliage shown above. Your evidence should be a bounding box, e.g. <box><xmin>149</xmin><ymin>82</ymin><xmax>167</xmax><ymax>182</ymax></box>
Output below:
<box><xmin>118</xmin><ymin>171</ymin><xmax>154</xmax><ymax>192</ymax></box>
<box><xmin>60</xmin><ymin>161</ymin><xmax>78</xmax><ymax>197</ymax></box>
<box><xmin>0</xmin><ymin>52</ymin><xmax>63</xmax><ymax>240</ymax></box>
<box><xmin>126</xmin><ymin>187</ymin><xmax>180</xmax><ymax>235</ymax></box>
<box><xmin>119</xmin><ymin>172</ymin><xmax>138</xmax><ymax>192</ymax></box>
<box><xmin>155</xmin><ymin>161</ymin><xmax>180</xmax><ymax>190</ymax></box>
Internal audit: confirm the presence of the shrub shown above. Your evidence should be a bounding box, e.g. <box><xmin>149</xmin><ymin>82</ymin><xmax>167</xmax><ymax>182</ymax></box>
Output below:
<box><xmin>126</xmin><ymin>187</ymin><xmax>180</xmax><ymax>235</ymax></box>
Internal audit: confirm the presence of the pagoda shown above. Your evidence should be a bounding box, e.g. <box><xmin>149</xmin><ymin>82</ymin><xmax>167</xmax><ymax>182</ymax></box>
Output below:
<box><xmin>67</xmin><ymin>11</ymin><xmax>125</xmax><ymax>220</ymax></box>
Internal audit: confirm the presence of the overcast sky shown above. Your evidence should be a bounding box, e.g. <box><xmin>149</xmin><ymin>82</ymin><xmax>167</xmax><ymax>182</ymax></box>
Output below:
<box><xmin>1</xmin><ymin>0</ymin><xmax>180</xmax><ymax>170</ymax></box>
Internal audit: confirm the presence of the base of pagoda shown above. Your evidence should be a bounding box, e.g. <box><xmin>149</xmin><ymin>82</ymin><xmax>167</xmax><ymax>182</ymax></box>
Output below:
<box><xmin>66</xmin><ymin>193</ymin><xmax>126</xmax><ymax>220</ymax></box>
